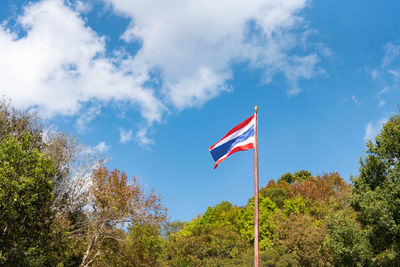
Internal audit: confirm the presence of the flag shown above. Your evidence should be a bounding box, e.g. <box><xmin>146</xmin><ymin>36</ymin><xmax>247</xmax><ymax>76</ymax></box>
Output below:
<box><xmin>209</xmin><ymin>114</ymin><xmax>256</xmax><ymax>169</ymax></box>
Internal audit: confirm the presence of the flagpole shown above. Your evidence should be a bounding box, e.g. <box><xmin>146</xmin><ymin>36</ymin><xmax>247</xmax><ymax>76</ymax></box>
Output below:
<box><xmin>254</xmin><ymin>106</ymin><xmax>259</xmax><ymax>267</ymax></box>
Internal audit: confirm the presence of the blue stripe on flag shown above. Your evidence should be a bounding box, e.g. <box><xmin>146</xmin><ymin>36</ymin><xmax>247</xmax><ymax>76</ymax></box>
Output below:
<box><xmin>210</xmin><ymin>125</ymin><xmax>255</xmax><ymax>162</ymax></box>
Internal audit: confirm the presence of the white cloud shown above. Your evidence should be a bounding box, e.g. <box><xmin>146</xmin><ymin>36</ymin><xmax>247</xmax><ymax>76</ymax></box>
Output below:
<box><xmin>370</xmin><ymin>69</ymin><xmax>379</xmax><ymax>80</ymax></box>
<box><xmin>93</xmin><ymin>141</ymin><xmax>110</xmax><ymax>153</ymax></box>
<box><xmin>136</xmin><ymin>128</ymin><xmax>154</xmax><ymax>147</ymax></box>
<box><xmin>351</xmin><ymin>95</ymin><xmax>359</xmax><ymax>106</ymax></box>
<box><xmin>387</xmin><ymin>69</ymin><xmax>400</xmax><ymax>82</ymax></box>
<box><xmin>75</xmin><ymin>104</ymin><xmax>101</xmax><ymax>132</ymax></box>
<box><xmin>84</xmin><ymin>140</ymin><xmax>111</xmax><ymax>155</ymax></box>
<box><xmin>364</xmin><ymin>117</ymin><xmax>389</xmax><ymax>142</ymax></box>
<box><xmin>382</xmin><ymin>41</ymin><xmax>400</xmax><ymax>67</ymax></box>
<box><xmin>0</xmin><ymin>0</ymin><xmax>165</xmax><ymax>122</ymax></box>
<box><xmin>318</xmin><ymin>45</ymin><xmax>332</xmax><ymax>58</ymax></box>
<box><xmin>119</xmin><ymin>127</ymin><xmax>133</xmax><ymax>143</ymax></box>
<box><xmin>364</xmin><ymin>123</ymin><xmax>375</xmax><ymax>142</ymax></box>
<box><xmin>368</xmin><ymin>41</ymin><xmax>400</xmax><ymax>107</ymax></box>
<box><xmin>378</xmin><ymin>87</ymin><xmax>390</xmax><ymax>95</ymax></box>
<box><xmin>0</xmin><ymin>0</ymin><xmax>326</xmax><ymax>145</ymax></box>
<box><xmin>377</xmin><ymin>87</ymin><xmax>390</xmax><ymax>107</ymax></box>
<box><xmin>73</xmin><ymin>0</ymin><xmax>92</xmax><ymax>13</ymax></box>
<box><xmin>378</xmin><ymin>99</ymin><xmax>386</xmax><ymax>107</ymax></box>
<box><xmin>105</xmin><ymin>0</ymin><xmax>323</xmax><ymax>104</ymax></box>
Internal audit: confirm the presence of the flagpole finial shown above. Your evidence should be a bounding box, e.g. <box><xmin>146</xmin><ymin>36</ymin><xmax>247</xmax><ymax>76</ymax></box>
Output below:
<box><xmin>254</xmin><ymin>106</ymin><xmax>258</xmax><ymax>113</ymax></box>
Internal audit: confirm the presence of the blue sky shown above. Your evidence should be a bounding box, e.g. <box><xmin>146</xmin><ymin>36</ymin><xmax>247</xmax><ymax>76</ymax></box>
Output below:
<box><xmin>0</xmin><ymin>0</ymin><xmax>399</xmax><ymax>222</ymax></box>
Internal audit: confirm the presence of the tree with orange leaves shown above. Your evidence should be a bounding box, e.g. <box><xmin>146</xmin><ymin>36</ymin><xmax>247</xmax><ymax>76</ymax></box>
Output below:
<box><xmin>80</xmin><ymin>163</ymin><xmax>167</xmax><ymax>267</ymax></box>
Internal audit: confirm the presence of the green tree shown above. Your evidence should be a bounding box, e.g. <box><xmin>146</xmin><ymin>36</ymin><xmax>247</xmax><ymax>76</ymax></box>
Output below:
<box><xmin>279</xmin><ymin>172</ymin><xmax>295</xmax><ymax>184</ymax></box>
<box><xmin>326</xmin><ymin>210</ymin><xmax>371</xmax><ymax>266</ymax></box>
<box><xmin>124</xmin><ymin>223</ymin><xmax>166</xmax><ymax>266</ymax></box>
<box><xmin>177</xmin><ymin>201</ymin><xmax>241</xmax><ymax>237</ymax></box>
<box><xmin>168</xmin><ymin>201</ymin><xmax>250</xmax><ymax>266</ymax></box>
<box><xmin>239</xmin><ymin>196</ymin><xmax>278</xmax><ymax>250</ymax></box>
<box><xmin>260</xmin><ymin>180</ymin><xmax>291</xmax><ymax>209</ymax></box>
<box><xmin>278</xmin><ymin>170</ymin><xmax>313</xmax><ymax>184</ymax></box>
<box><xmin>0</xmin><ymin>99</ymin><xmax>93</xmax><ymax>264</ymax></box>
<box><xmin>162</xmin><ymin>221</ymin><xmax>185</xmax><ymax>237</ymax></box>
<box><xmin>0</xmin><ymin>133</ymin><xmax>55</xmax><ymax>266</ymax></box>
<box><xmin>0</xmin><ymin>98</ymin><xmax>81</xmax><ymax>192</ymax></box>
<box><xmin>351</xmin><ymin>111</ymin><xmax>400</xmax><ymax>263</ymax></box>
<box><xmin>293</xmin><ymin>170</ymin><xmax>313</xmax><ymax>182</ymax></box>
<box><xmin>166</xmin><ymin>225</ymin><xmax>249</xmax><ymax>266</ymax></box>
<box><xmin>283</xmin><ymin>196</ymin><xmax>306</xmax><ymax>216</ymax></box>
<box><xmin>200</xmin><ymin>201</ymin><xmax>241</xmax><ymax>230</ymax></box>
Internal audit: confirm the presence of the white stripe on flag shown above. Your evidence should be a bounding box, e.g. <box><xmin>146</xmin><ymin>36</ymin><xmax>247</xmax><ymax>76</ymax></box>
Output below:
<box><xmin>211</xmin><ymin>117</ymin><xmax>255</xmax><ymax>150</ymax></box>
<box><xmin>215</xmin><ymin>136</ymin><xmax>255</xmax><ymax>164</ymax></box>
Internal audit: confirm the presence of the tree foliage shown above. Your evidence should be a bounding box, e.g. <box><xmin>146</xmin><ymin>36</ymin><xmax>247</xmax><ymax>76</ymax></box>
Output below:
<box><xmin>275</xmin><ymin>213</ymin><xmax>332</xmax><ymax>266</ymax></box>
<box><xmin>166</xmin><ymin>225</ymin><xmax>249</xmax><ymax>266</ymax></box>
<box><xmin>350</xmin><ymin>110</ymin><xmax>400</xmax><ymax>264</ymax></box>
<box><xmin>239</xmin><ymin>196</ymin><xmax>278</xmax><ymax>250</ymax></box>
<box><xmin>166</xmin><ymin>169</ymin><xmax>352</xmax><ymax>266</ymax></box>
<box><xmin>278</xmin><ymin>170</ymin><xmax>313</xmax><ymax>184</ymax></box>
<box><xmin>80</xmin><ymin>163</ymin><xmax>167</xmax><ymax>266</ymax></box>
<box><xmin>326</xmin><ymin>210</ymin><xmax>371</xmax><ymax>266</ymax></box>
<box><xmin>0</xmin><ymin>100</ymin><xmax>168</xmax><ymax>266</ymax></box>
<box><xmin>0</xmin><ymin>133</ymin><xmax>55</xmax><ymax>265</ymax></box>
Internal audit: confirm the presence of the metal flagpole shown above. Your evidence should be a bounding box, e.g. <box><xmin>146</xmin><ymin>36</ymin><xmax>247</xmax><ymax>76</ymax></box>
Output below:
<box><xmin>254</xmin><ymin>106</ymin><xmax>259</xmax><ymax>267</ymax></box>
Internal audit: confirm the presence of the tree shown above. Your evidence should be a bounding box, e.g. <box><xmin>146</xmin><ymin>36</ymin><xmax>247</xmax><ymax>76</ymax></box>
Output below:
<box><xmin>162</xmin><ymin>220</ymin><xmax>185</xmax><ymax>237</ymax></box>
<box><xmin>239</xmin><ymin>196</ymin><xmax>278</xmax><ymax>250</ymax></box>
<box><xmin>199</xmin><ymin>201</ymin><xmax>241</xmax><ymax>231</ymax></box>
<box><xmin>326</xmin><ymin>210</ymin><xmax>371</xmax><ymax>266</ymax></box>
<box><xmin>283</xmin><ymin>196</ymin><xmax>306</xmax><ymax>216</ymax></box>
<box><xmin>177</xmin><ymin>201</ymin><xmax>241</xmax><ymax>237</ymax></box>
<box><xmin>0</xmin><ymin>98</ymin><xmax>81</xmax><ymax>191</ymax></box>
<box><xmin>123</xmin><ymin>223</ymin><xmax>166</xmax><ymax>266</ymax></box>
<box><xmin>275</xmin><ymin>213</ymin><xmax>332</xmax><ymax>266</ymax></box>
<box><xmin>166</xmin><ymin>201</ymin><xmax>251</xmax><ymax>266</ymax></box>
<box><xmin>166</xmin><ymin>225</ymin><xmax>249</xmax><ymax>266</ymax></box>
<box><xmin>0</xmin><ymin>133</ymin><xmax>55</xmax><ymax>265</ymax></box>
<box><xmin>80</xmin><ymin>163</ymin><xmax>167</xmax><ymax>266</ymax></box>
<box><xmin>279</xmin><ymin>172</ymin><xmax>296</xmax><ymax>184</ymax></box>
<box><xmin>278</xmin><ymin>170</ymin><xmax>313</xmax><ymax>184</ymax></box>
<box><xmin>351</xmin><ymin>110</ymin><xmax>400</xmax><ymax>263</ymax></box>
<box><xmin>260</xmin><ymin>180</ymin><xmax>292</xmax><ymax>208</ymax></box>
<box><xmin>0</xmin><ymin>99</ymin><xmax>92</xmax><ymax>264</ymax></box>
<box><xmin>0</xmin><ymin>100</ymin><xmax>170</xmax><ymax>265</ymax></box>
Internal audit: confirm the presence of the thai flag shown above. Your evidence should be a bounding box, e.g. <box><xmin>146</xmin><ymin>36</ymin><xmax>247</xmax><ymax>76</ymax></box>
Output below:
<box><xmin>209</xmin><ymin>114</ymin><xmax>256</xmax><ymax>169</ymax></box>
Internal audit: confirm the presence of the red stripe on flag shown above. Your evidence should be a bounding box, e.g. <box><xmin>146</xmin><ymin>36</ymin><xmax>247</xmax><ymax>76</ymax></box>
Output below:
<box><xmin>214</xmin><ymin>142</ymin><xmax>255</xmax><ymax>169</ymax></box>
<box><xmin>209</xmin><ymin>114</ymin><xmax>255</xmax><ymax>151</ymax></box>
